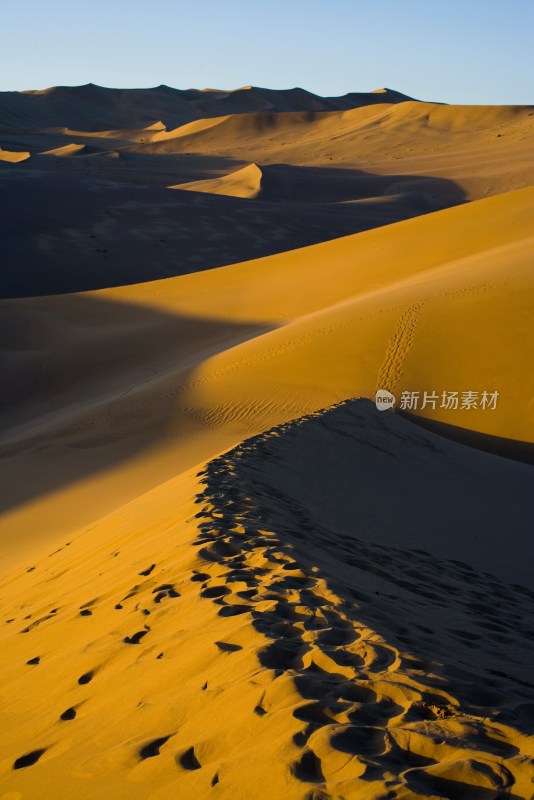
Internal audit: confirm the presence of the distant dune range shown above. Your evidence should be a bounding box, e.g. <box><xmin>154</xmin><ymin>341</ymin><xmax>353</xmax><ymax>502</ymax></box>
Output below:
<box><xmin>0</xmin><ymin>84</ymin><xmax>416</xmax><ymax>129</ymax></box>
<box><xmin>1</xmin><ymin>85</ymin><xmax>533</xmax><ymax>800</ymax></box>
<box><xmin>1</xmin><ymin>84</ymin><xmax>533</xmax><ymax>295</ymax></box>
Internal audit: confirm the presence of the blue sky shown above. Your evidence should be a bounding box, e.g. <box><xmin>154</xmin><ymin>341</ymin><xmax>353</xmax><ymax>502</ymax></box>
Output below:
<box><xmin>1</xmin><ymin>0</ymin><xmax>532</xmax><ymax>104</ymax></box>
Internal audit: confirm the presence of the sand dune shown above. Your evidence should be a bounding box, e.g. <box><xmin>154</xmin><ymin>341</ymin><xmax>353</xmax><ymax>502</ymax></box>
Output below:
<box><xmin>1</xmin><ymin>185</ymin><xmax>533</xmax><ymax>554</ymax></box>
<box><xmin>0</xmin><ymin>83</ymin><xmax>417</xmax><ymax>131</ymax></box>
<box><xmin>0</xmin><ymin>147</ymin><xmax>30</xmax><ymax>162</ymax></box>
<box><xmin>170</xmin><ymin>162</ymin><xmax>264</xmax><ymax>198</ymax></box>
<box><xmin>1</xmin><ymin>91</ymin><xmax>532</xmax><ymax>295</ymax></box>
<box><xmin>170</xmin><ymin>162</ymin><xmax>443</xmax><ymax>207</ymax></box>
<box><xmin>60</xmin><ymin>123</ymin><xmax>167</xmax><ymax>143</ymax></box>
<box><xmin>40</xmin><ymin>142</ymin><xmax>86</xmax><ymax>156</ymax></box>
<box><xmin>0</xmin><ymin>402</ymin><xmax>532</xmax><ymax>799</ymax></box>
<box><xmin>1</xmin><ymin>83</ymin><xmax>533</xmax><ymax>800</ymax></box>
<box><xmin>137</xmin><ymin>101</ymin><xmax>534</xmax><ymax>203</ymax></box>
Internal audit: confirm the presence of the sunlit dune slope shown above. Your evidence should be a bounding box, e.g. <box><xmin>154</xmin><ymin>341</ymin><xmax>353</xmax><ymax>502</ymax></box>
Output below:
<box><xmin>40</xmin><ymin>143</ymin><xmax>86</xmax><ymax>156</ymax></box>
<box><xmin>0</xmin><ymin>147</ymin><xmax>30</xmax><ymax>162</ymax></box>
<box><xmin>1</xmin><ymin>186</ymin><xmax>533</xmax><ymax>556</ymax></box>
<box><xmin>0</xmin><ymin>401</ymin><xmax>532</xmax><ymax>800</ymax></box>
<box><xmin>170</xmin><ymin>163</ymin><xmax>263</xmax><ymax>198</ymax></box>
<box><xmin>138</xmin><ymin>101</ymin><xmax>534</xmax><ymax>203</ymax></box>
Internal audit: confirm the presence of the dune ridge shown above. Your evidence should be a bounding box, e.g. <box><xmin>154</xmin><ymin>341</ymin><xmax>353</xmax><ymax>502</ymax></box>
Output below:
<box><xmin>0</xmin><ymin>83</ymin><xmax>417</xmax><ymax>131</ymax></box>
<box><xmin>40</xmin><ymin>142</ymin><xmax>86</xmax><ymax>156</ymax></box>
<box><xmin>0</xmin><ymin>401</ymin><xmax>532</xmax><ymax>799</ymax></box>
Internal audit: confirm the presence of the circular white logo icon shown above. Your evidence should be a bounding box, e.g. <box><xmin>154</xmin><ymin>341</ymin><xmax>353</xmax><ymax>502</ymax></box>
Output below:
<box><xmin>375</xmin><ymin>389</ymin><xmax>396</xmax><ymax>411</ymax></box>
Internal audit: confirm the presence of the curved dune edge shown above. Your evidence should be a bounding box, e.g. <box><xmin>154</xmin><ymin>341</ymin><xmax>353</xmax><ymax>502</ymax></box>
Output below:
<box><xmin>61</xmin><ymin>122</ymin><xmax>167</xmax><ymax>142</ymax></box>
<box><xmin>0</xmin><ymin>400</ymin><xmax>532</xmax><ymax>799</ymax></box>
<box><xmin>1</xmin><ymin>186</ymin><xmax>533</xmax><ymax>556</ymax></box>
<box><xmin>139</xmin><ymin>100</ymin><xmax>534</xmax><ymax>150</ymax></box>
<box><xmin>39</xmin><ymin>142</ymin><xmax>86</xmax><ymax>156</ymax></box>
<box><xmin>0</xmin><ymin>148</ymin><xmax>30</xmax><ymax>162</ymax></box>
<box><xmin>169</xmin><ymin>162</ymin><xmax>263</xmax><ymax>198</ymax></box>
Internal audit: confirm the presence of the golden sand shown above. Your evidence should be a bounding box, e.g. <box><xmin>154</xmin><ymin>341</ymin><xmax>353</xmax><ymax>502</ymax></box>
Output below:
<box><xmin>0</xmin><ymin>86</ymin><xmax>533</xmax><ymax>799</ymax></box>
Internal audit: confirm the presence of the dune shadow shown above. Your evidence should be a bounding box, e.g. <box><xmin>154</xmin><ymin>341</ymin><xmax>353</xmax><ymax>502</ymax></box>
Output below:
<box><xmin>257</xmin><ymin>162</ymin><xmax>466</xmax><ymax>207</ymax></box>
<box><xmin>0</xmin><ymin>292</ymin><xmax>273</xmax><ymax>515</ymax></box>
<box><xmin>192</xmin><ymin>398</ymin><xmax>534</xmax><ymax>750</ymax></box>
<box><xmin>1</xmin><ymin>156</ymin><xmax>465</xmax><ymax>297</ymax></box>
<box><xmin>400</xmin><ymin>411</ymin><xmax>534</xmax><ymax>465</ymax></box>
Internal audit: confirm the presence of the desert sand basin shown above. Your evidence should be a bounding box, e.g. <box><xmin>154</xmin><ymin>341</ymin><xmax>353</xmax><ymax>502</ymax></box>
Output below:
<box><xmin>0</xmin><ymin>400</ymin><xmax>533</xmax><ymax>799</ymax></box>
<box><xmin>1</xmin><ymin>185</ymin><xmax>533</xmax><ymax>558</ymax></box>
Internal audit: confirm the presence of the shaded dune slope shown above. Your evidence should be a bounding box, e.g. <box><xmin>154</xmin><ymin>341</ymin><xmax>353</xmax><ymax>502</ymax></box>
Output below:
<box><xmin>168</xmin><ymin>161</ymin><xmax>450</xmax><ymax>207</ymax></box>
<box><xmin>0</xmin><ymin>164</ymin><xmax>438</xmax><ymax>297</ymax></box>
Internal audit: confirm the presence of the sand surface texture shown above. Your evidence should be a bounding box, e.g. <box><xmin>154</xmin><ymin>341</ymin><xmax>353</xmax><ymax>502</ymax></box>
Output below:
<box><xmin>1</xmin><ymin>85</ymin><xmax>533</xmax><ymax>799</ymax></box>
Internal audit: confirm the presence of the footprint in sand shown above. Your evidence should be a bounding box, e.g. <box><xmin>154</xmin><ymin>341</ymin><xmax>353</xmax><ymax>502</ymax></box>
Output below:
<box><xmin>177</xmin><ymin>746</ymin><xmax>201</xmax><ymax>770</ymax></box>
<box><xmin>138</xmin><ymin>735</ymin><xmax>172</xmax><ymax>760</ymax></box>
<box><xmin>13</xmin><ymin>748</ymin><xmax>47</xmax><ymax>770</ymax></box>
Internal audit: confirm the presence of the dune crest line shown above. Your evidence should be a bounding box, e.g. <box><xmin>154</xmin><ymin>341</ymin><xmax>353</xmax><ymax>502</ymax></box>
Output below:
<box><xmin>192</xmin><ymin>399</ymin><xmax>534</xmax><ymax>799</ymax></box>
